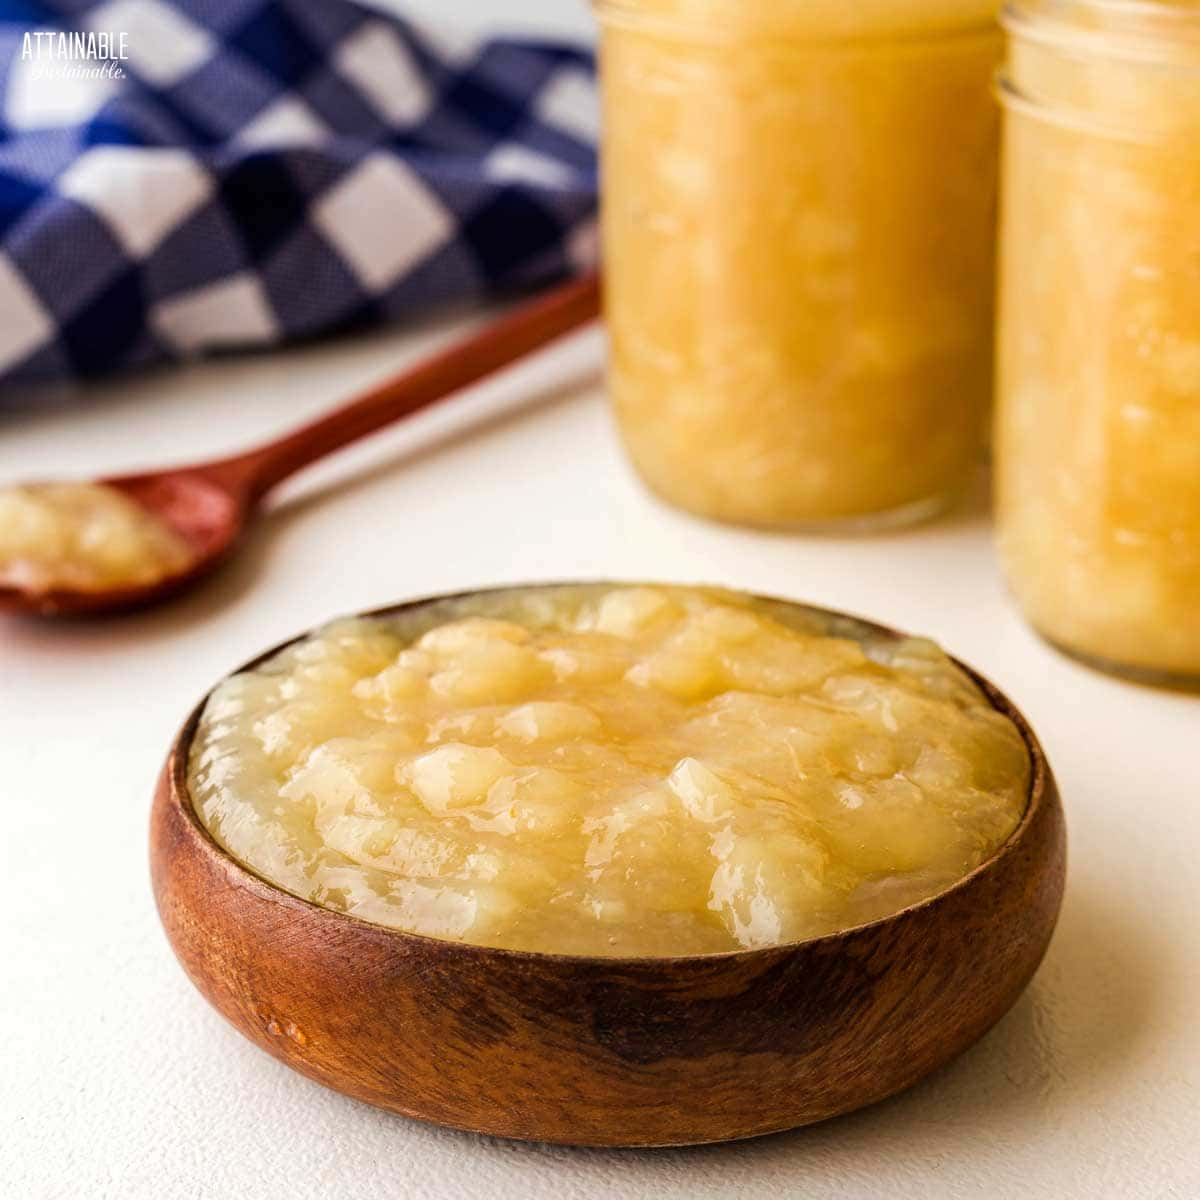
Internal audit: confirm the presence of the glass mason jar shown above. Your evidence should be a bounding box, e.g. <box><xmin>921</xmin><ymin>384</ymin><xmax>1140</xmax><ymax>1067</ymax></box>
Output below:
<box><xmin>996</xmin><ymin>1</ymin><xmax>1200</xmax><ymax>684</ymax></box>
<box><xmin>595</xmin><ymin>1</ymin><xmax>1003</xmax><ymax>528</ymax></box>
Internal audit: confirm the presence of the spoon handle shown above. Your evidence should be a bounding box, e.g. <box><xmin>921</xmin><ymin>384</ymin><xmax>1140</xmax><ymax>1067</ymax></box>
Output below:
<box><xmin>210</xmin><ymin>272</ymin><xmax>601</xmax><ymax>502</ymax></box>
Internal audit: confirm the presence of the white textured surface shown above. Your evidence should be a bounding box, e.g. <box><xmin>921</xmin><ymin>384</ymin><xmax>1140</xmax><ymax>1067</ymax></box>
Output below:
<box><xmin>3</xmin><ymin>2</ymin><xmax>1198</xmax><ymax>1196</ymax></box>
<box><xmin>1</xmin><ymin>303</ymin><xmax>1198</xmax><ymax>1199</ymax></box>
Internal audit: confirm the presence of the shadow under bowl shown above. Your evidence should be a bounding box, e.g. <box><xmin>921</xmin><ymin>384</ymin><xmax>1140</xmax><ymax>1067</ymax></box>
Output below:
<box><xmin>150</xmin><ymin>585</ymin><xmax>1067</xmax><ymax>1148</ymax></box>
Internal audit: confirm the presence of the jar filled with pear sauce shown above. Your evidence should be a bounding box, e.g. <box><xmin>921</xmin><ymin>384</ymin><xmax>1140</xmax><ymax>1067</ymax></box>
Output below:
<box><xmin>996</xmin><ymin>0</ymin><xmax>1200</xmax><ymax>684</ymax></box>
<box><xmin>596</xmin><ymin>0</ymin><xmax>1002</xmax><ymax>528</ymax></box>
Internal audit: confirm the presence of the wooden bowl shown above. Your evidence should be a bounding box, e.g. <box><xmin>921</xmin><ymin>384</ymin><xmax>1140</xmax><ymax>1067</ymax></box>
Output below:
<box><xmin>150</xmin><ymin>587</ymin><xmax>1066</xmax><ymax>1148</ymax></box>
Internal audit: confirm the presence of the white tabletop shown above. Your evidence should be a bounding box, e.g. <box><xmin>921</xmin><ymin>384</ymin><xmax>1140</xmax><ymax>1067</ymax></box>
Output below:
<box><xmin>3</xmin><ymin>3</ymin><xmax>1198</xmax><ymax>1198</ymax></box>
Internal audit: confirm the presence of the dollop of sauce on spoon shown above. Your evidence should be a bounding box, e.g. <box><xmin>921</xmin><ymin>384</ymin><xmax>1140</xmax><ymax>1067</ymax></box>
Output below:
<box><xmin>0</xmin><ymin>482</ymin><xmax>192</xmax><ymax>594</ymax></box>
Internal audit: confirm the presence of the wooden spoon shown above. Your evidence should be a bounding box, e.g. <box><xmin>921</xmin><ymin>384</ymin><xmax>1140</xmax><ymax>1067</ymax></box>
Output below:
<box><xmin>0</xmin><ymin>273</ymin><xmax>601</xmax><ymax>617</ymax></box>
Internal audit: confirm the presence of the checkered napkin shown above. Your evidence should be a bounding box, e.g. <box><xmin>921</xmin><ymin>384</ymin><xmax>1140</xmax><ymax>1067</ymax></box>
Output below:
<box><xmin>0</xmin><ymin>0</ymin><xmax>598</xmax><ymax>394</ymax></box>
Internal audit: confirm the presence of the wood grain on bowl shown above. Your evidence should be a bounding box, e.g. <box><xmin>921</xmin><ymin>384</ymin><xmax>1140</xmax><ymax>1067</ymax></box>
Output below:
<box><xmin>149</xmin><ymin>592</ymin><xmax>1066</xmax><ymax>1147</ymax></box>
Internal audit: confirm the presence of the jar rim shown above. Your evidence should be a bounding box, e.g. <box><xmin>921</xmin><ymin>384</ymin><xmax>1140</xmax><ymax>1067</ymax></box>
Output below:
<box><xmin>593</xmin><ymin>0</ymin><xmax>999</xmax><ymax>45</ymax></box>
<box><xmin>1003</xmin><ymin>0</ymin><xmax>1200</xmax><ymax>63</ymax></box>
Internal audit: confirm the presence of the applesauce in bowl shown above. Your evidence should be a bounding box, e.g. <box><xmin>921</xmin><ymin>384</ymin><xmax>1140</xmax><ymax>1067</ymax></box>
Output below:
<box><xmin>189</xmin><ymin>584</ymin><xmax>1029</xmax><ymax>957</ymax></box>
<box><xmin>154</xmin><ymin>583</ymin><xmax>1064</xmax><ymax>1145</ymax></box>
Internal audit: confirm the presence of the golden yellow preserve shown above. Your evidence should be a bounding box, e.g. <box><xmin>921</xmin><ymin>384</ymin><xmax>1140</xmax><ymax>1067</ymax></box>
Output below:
<box><xmin>598</xmin><ymin>0</ymin><xmax>1001</xmax><ymax>527</ymax></box>
<box><xmin>997</xmin><ymin>1</ymin><xmax>1200</xmax><ymax>680</ymax></box>
<box><xmin>0</xmin><ymin>482</ymin><xmax>191</xmax><ymax>594</ymax></box>
<box><xmin>190</xmin><ymin>586</ymin><xmax>1029</xmax><ymax>956</ymax></box>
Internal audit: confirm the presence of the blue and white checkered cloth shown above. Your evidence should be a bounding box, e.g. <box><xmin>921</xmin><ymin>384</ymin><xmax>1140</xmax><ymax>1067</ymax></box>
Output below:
<box><xmin>0</xmin><ymin>1</ymin><xmax>597</xmax><ymax>392</ymax></box>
